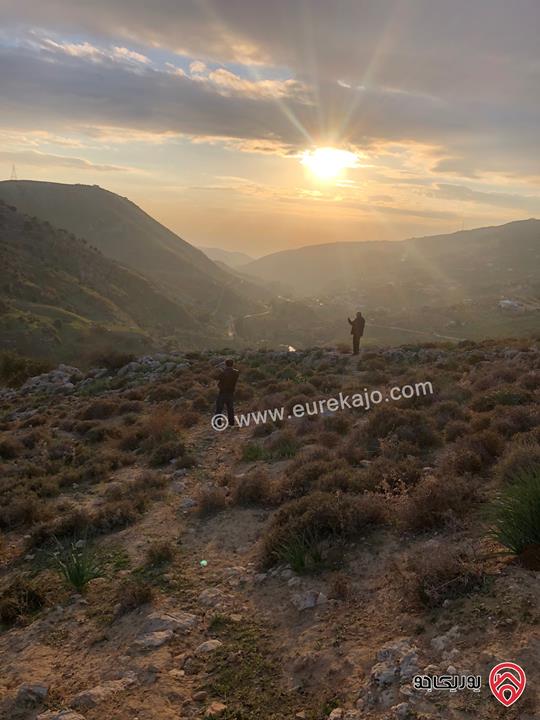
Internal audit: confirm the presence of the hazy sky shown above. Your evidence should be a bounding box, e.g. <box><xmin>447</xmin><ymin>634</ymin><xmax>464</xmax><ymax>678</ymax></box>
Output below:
<box><xmin>1</xmin><ymin>0</ymin><xmax>539</xmax><ymax>255</ymax></box>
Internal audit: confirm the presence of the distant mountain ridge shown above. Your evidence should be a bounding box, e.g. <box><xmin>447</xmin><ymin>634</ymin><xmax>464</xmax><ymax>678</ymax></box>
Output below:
<box><xmin>200</xmin><ymin>246</ymin><xmax>254</xmax><ymax>268</ymax></box>
<box><xmin>0</xmin><ymin>180</ymin><xmax>266</xmax><ymax>323</ymax></box>
<box><xmin>243</xmin><ymin>219</ymin><xmax>540</xmax><ymax>302</ymax></box>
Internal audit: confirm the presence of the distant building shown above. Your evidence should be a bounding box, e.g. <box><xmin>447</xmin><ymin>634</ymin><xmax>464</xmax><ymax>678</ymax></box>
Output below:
<box><xmin>498</xmin><ymin>299</ymin><xmax>524</xmax><ymax>312</ymax></box>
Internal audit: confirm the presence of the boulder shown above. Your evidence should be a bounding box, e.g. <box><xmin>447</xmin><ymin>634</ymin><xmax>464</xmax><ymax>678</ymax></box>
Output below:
<box><xmin>16</xmin><ymin>683</ymin><xmax>49</xmax><ymax>706</ymax></box>
<box><xmin>195</xmin><ymin>640</ymin><xmax>223</xmax><ymax>655</ymax></box>
<box><xmin>291</xmin><ymin>590</ymin><xmax>327</xmax><ymax>611</ymax></box>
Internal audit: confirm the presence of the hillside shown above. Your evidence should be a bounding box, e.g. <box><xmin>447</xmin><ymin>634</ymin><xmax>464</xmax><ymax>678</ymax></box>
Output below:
<box><xmin>200</xmin><ymin>247</ymin><xmax>254</xmax><ymax>268</ymax></box>
<box><xmin>0</xmin><ymin>181</ymin><xmax>266</xmax><ymax>324</ymax></box>
<box><xmin>243</xmin><ymin>219</ymin><xmax>540</xmax><ymax>302</ymax></box>
<box><xmin>0</xmin><ymin>339</ymin><xmax>539</xmax><ymax>719</ymax></box>
<box><xmin>0</xmin><ymin>201</ymin><xmax>219</xmax><ymax>361</ymax></box>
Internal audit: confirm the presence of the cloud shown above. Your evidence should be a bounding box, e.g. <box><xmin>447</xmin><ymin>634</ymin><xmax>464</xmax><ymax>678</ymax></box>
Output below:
<box><xmin>0</xmin><ymin>149</ymin><xmax>134</xmax><ymax>172</ymax></box>
<box><xmin>432</xmin><ymin>184</ymin><xmax>540</xmax><ymax>214</ymax></box>
<box><xmin>189</xmin><ymin>60</ymin><xmax>206</xmax><ymax>74</ymax></box>
<box><xmin>0</xmin><ymin>1</ymin><xmax>538</xmax><ymax>181</ymax></box>
<box><xmin>35</xmin><ymin>35</ymin><xmax>150</xmax><ymax>66</ymax></box>
<box><xmin>196</xmin><ymin>67</ymin><xmax>308</xmax><ymax>100</ymax></box>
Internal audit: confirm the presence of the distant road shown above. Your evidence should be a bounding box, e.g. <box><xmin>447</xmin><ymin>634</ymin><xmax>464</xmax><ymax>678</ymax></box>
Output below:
<box><xmin>369</xmin><ymin>323</ymin><xmax>465</xmax><ymax>342</ymax></box>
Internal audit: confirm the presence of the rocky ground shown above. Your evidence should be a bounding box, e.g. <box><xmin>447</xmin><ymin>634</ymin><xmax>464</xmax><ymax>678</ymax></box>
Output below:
<box><xmin>0</xmin><ymin>340</ymin><xmax>539</xmax><ymax>719</ymax></box>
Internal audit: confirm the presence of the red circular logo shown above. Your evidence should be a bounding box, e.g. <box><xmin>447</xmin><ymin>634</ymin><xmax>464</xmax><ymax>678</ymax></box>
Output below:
<box><xmin>489</xmin><ymin>662</ymin><xmax>526</xmax><ymax>707</ymax></box>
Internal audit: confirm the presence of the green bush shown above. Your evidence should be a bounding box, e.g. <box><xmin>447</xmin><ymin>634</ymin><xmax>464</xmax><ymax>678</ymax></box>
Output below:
<box><xmin>487</xmin><ymin>466</ymin><xmax>540</xmax><ymax>559</ymax></box>
<box><xmin>52</xmin><ymin>540</ymin><xmax>101</xmax><ymax>592</ymax></box>
<box><xmin>0</xmin><ymin>351</ymin><xmax>51</xmax><ymax>388</ymax></box>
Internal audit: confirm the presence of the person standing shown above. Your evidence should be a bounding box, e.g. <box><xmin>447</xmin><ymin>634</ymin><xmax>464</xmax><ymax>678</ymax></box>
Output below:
<box><xmin>215</xmin><ymin>358</ymin><xmax>239</xmax><ymax>427</ymax></box>
<box><xmin>348</xmin><ymin>311</ymin><xmax>365</xmax><ymax>355</ymax></box>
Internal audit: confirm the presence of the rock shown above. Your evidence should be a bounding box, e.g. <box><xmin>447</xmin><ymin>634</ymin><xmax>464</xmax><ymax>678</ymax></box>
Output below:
<box><xmin>134</xmin><ymin>629</ymin><xmax>174</xmax><ymax>649</ymax></box>
<box><xmin>71</xmin><ymin>673</ymin><xmax>136</xmax><ymax>709</ymax></box>
<box><xmin>181</xmin><ymin>497</ymin><xmax>197</xmax><ymax>509</ymax></box>
<box><xmin>328</xmin><ymin>710</ymin><xmax>344</xmax><ymax>720</ymax></box>
<box><xmin>195</xmin><ymin>639</ymin><xmax>223</xmax><ymax>655</ymax></box>
<box><xmin>206</xmin><ymin>701</ymin><xmax>227</xmax><ymax>717</ymax></box>
<box><xmin>291</xmin><ymin>590</ymin><xmax>327</xmax><ymax>611</ymax></box>
<box><xmin>37</xmin><ymin>712</ymin><xmax>86</xmax><ymax>720</ymax></box>
<box><xmin>168</xmin><ymin>669</ymin><xmax>185</xmax><ymax>681</ymax></box>
<box><xmin>371</xmin><ymin>661</ymin><xmax>397</xmax><ymax>686</ymax></box>
<box><xmin>16</xmin><ymin>683</ymin><xmax>49</xmax><ymax>705</ymax></box>
<box><xmin>431</xmin><ymin>625</ymin><xmax>460</xmax><ymax>653</ymax></box>
<box><xmin>193</xmin><ymin>690</ymin><xmax>208</xmax><ymax>701</ymax></box>
<box><xmin>198</xmin><ymin>588</ymin><xmax>224</xmax><ymax>607</ymax></box>
<box><xmin>392</xmin><ymin>702</ymin><xmax>410</xmax><ymax>719</ymax></box>
<box><xmin>144</xmin><ymin>610</ymin><xmax>198</xmax><ymax>634</ymax></box>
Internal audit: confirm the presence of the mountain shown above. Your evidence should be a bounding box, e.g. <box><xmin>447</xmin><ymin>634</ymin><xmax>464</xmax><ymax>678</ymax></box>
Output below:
<box><xmin>243</xmin><ymin>219</ymin><xmax>540</xmax><ymax>303</ymax></box>
<box><xmin>200</xmin><ymin>246</ymin><xmax>254</xmax><ymax>268</ymax></box>
<box><xmin>0</xmin><ymin>200</ymin><xmax>221</xmax><ymax>361</ymax></box>
<box><xmin>0</xmin><ymin>181</ymin><xmax>265</xmax><ymax>324</ymax></box>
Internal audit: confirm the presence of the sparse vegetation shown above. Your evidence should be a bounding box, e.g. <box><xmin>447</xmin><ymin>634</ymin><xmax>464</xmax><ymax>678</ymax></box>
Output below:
<box><xmin>52</xmin><ymin>539</ymin><xmax>102</xmax><ymax>592</ymax></box>
<box><xmin>487</xmin><ymin>466</ymin><xmax>540</xmax><ymax>566</ymax></box>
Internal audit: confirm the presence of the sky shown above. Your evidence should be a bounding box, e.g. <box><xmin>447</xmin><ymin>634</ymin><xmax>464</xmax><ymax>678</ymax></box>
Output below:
<box><xmin>1</xmin><ymin>0</ymin><xmax>539</xmax><ymax>256</ymax></box>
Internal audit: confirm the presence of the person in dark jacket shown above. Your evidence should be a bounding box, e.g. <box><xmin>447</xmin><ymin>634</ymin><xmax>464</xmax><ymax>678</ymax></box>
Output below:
<box><xmin>215</xmin><ymin>358</ymin><xmax>239</xmax><ymax>427</ymax></box>
<box><xmin>348</xmin><ymin>311</ymin><xmax>365</xmax><ymax>355</ymax></box>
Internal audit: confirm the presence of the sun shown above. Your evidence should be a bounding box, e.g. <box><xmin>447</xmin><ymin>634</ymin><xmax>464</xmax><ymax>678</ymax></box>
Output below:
<box><xmin>301</xmin><ymin>147</ymin><xmax>358</xmax><ymax>181</ymax></box>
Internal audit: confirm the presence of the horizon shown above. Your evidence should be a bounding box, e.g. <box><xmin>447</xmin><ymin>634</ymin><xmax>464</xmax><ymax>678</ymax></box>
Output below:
<box><xmin>3</xmin><ymin>177</ymin><xmax>539</xmax><ymax>263</ymax></box>
<box><xmin>1</xmin><ymin>1</ymin><xmax>540</xmax><ymax>254</ymax></box>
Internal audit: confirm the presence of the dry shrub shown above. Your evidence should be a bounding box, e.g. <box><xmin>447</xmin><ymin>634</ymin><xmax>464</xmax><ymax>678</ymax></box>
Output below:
<box><xmin>144</xmin><ymin>407</ymin><xmax>181</xmax><ymax>444</ymax></box>
<box><xmin>147</xmin><ymin>383</ymin><xmax>182</xmax><ymax>402</ymax></box>
<box><xmin>145</xmin><ymin>540</ymin><xmax>175</xmax><ymax>565</ymax></box>
<box><xmin>0</xmin><ymin>574</ymin><xmax>48</xmax><ymax>627</ymax></box>
<box><xmin>444</xmin><ymin>420</ymin><xmax>469</xmax><ymax>442</ymax></box>
<box><xmin>364</xmin><ymin>406</ymin><xmax>439</xmax><ymax>449</ymax></box>
<box><xmin>520</xmin><ymin>372</ymin><xmax>540</xmax><ymax>390</ymax></box>
<box><xmin>463</xmin><ymin>430</ymin><xmax>505</xmax><ymax>466</ymax></box>
<box><xmin>263</xmin><ymin>430</ymin><xmax>299</xmax><ymax>459</ymax></box>
<box><xmin>402</xmin><ymin>544</ymin><xmax>484</xmax><ymax>608</ymax></box>
<box><xmin>92</xmin><ymin>350</ymin><xmax>135</xmax><ymax>371</ymax></box>
<box><xmin>149</xmin><ymin>440</ymin><xmax>187</xmax><ymax>467</ymax></box>
<box><xmin>233</xmin><ymin>469</ymin><xmax>274</xmax><ymax>506</ymax></box>
<box><xmin>430</xmin><ymin>400</ymin><xmax>469</xmax><ymax>430</ymax></box>
<box><xmin>118</xmin><ymin>400</ymin><xmax>143</xmax><ymax>414</ymax></box>
<box><xmin>329</xmin><ymin>571</ymin><xmax>352</xmax><ymax>600</ymax></box>
<box><xmin>280</xmin><ymin>458</ymin><xmax>348</xmax><ymax>500</ymax></box>
<box><xmin>0</xmin><ymin>437</ymin><xmax>23</xmax><ymax>460</ymax></box>
<box><xmin>197</xmin><ymin>486</ymin><xmax>227</xmax><ymax>517</ymax></box>
<box><xmin>323</xmin><ymin>414</ymin><xmax>351</xmax><ymax>434</ymax></box>
<box><xmin>396</xmin><ymin>475</ymin><xmax>476</xmax><ymax>533</ymax></box>
<box><xmin>261</xmin><ymin>491</ymin><xmax>386</xmax><ymax>568</ymax></box>
<box><xmin>494</xmin><ymin>442</ymin><xmax>540</xmax><ymax>484</ymax></box>
<box><xmin>78</xmin><ymin>399</ymin><xmax>117</xmax><ymax>420</ymax></box>
<box><xmin>492</xmin><ymin>406</ymin><xmax>539</xmax><ymax>438</ymax></box>
<box><xmin>471</xmin><ymin>387</ymin><xmax>532</xmax><ymax>412</ymax></box>
<box><xmin>116</xmin><ymin>578</ymin><xmax>153</xmax><ymax>615</ymax></box>
<box><xmin>362</xmin><ymin>456</ymin><xmax>423</xmax><ymax>493</ymax></box>
<box><xmin>251</xmin><ymin>421</ymin><xmax>275</xmax><ymax>438</ymax></box>
<box><xmin>178</xmin><ymin>410</ymin><xmax>200</xmax><ymax>428</ymax></box>
<box><xmin>0</xmin><ymin>493</ymin><xmax>50</xmax><ymax>530</ymax></box>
